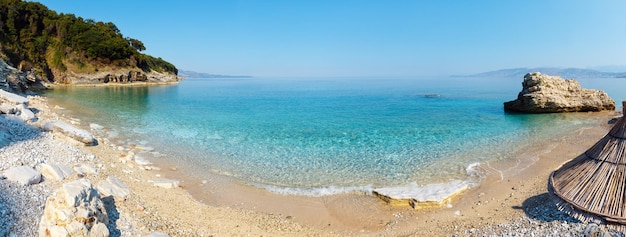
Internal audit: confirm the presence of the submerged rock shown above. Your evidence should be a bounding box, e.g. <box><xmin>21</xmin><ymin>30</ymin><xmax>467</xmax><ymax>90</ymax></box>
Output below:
<box><xmin>504</xmin><ymin>72</ymin><xmax>615</xmax><ymax>113</ymax></box>
<box><xmin>149</xmin><ymin>178</ymin><xmax>180</xmax><ymax>189</ymax></box>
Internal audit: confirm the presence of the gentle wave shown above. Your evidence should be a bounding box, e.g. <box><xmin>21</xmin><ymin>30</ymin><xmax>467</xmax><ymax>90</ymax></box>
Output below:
<box><xmin>259</xmin><ymin>162</ymin><xmax>487</xmax><ymax>197</ymax></box>
<box><xmin>261</xmin><ymin>185</ymin><xmax>375</xmax><ymax>197</ymax></box>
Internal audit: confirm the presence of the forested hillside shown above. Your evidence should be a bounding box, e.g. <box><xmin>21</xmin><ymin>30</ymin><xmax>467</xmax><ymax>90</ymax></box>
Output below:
<box><xmin>0</xmin><ymin>0</ymin><xmax>177</xmax><ymax>83</ymax></box>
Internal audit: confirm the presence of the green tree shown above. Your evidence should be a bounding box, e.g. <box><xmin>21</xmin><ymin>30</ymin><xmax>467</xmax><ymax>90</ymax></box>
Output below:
<box><xmin>0</xmin><ymin>0</ymin><xmax>178</xmax><ymax>80</ymax></box>
<box><xmin>127</xmin><ymin>38</ymin><xmax>146</xmax><ymax>51</ymax></box>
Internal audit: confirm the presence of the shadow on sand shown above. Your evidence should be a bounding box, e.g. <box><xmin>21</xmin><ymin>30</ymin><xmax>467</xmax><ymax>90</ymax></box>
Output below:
<box><xmin>514</xmin><ymin>192</ymin><xmax>580</xmax><ymax>223</ymax></box>
<box><xmin>0</xmin><ymin>185</ymin><xmax>16</xmax><ymax>235</ymax></box>
<box><xmin>102</xmin><ymin>196</ymin><xmax>121</xmax><ymax>237</ymax></box>
<box><xmin>0</xmin><ymin>115</ymin><xmax>42</xmax><ymax>149</ymax></box>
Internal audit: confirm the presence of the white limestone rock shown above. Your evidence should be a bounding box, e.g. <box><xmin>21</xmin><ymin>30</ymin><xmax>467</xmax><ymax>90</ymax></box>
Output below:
<box><xmin>3</xmin><ymin>166</ymin><xmax>41</xmax><ymax>186</ymax></box>
<box><xmin>89</xmin><ymin>223</ymin><xmax>110</xmax><ymax>237</ymax></box>
<box><xmin>0</xmin><ymin>103</ymin><xmax>16</xmax><ymax>114</ymax></box>
<box><xmin>39</xmin><ymin>163</ymin><xmax>74</xmax><ymax>181</ymax></box>
<box><xmin>74</xmin><ymin>164</ymin><xmax>98</xmax><ymax>176</ymax></box>
<box><xmin>0</xmin><ymin>89</ymin><xmax>29</xmax><ymax>105</ymax></box>
<box><xmin>43</xmin><ymin>120</ymin><xmax>97</xmax><ymax>145</ymax></box>
<box><xmin>96</xmin><ymin>176</ymin><xmax>130</xmax><ymax>200</ymax></box>
<box><xmin>16</xmin><ymin>103</ymin><xmax>35</xmax><ymax>122</ymax></box>
<box><xmin>373</xmin><ymin>180</ymin><xmax>469</xmax><ymax>209</ymax></box>
<box><xmin>149</xmin><ymin>178</ymin><xmax>180</xmax><ymax>189</ymax></box>
<box><xmin>504</xmin><ymin>72</ymin><xmax>615</xmax><ymax>113</ymax></box>
<box><xmin>90</xmin><ymin>123</ymin><xmax>104</xmax><ymax>131</ymax></box>
<box><xmin>39</xmin><ymin>179</ymin><xmax>109</xmax><ymax>237</ymax></box>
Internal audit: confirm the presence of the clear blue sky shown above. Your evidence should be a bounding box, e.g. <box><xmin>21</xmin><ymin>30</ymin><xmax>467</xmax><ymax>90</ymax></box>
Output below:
<box><xmin>35</xmin><ymin>0</ymin><xmax>626</xmax><ymax>77</ymax></box>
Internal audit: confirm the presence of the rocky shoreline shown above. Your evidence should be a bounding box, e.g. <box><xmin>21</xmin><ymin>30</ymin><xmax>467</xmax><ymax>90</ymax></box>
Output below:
<box><xmin>0</xmin><ymin>90</ymin><xmax>320</xmax><ymax>236</ymax></box>
<box><xmin>0</xmin><ymin>92</ymin><xmax>144</xmax><ymax>236</ymax></box>
<box><xmin>51</xmin><ymin>69</ymin><xmax>181</xmax><ymax>85</ymax></box>
<box><xmin>0</xmin><ymin>58</ymin><xmax>181</xmax><ymax>95</ymax></box>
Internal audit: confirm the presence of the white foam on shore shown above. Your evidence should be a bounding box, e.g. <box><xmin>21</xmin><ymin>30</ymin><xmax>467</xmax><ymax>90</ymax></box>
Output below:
<box><xmin>259</xmin><ymin>162</ymin><xmax>486</xmax><ymax>197</ymax></box>
<box><xmin>465</xmin><ymin>162</ymin><xmax>485</xmax><ymax>186</ymax></box>
<box><xmin>261</xmin><ymin>184</ymin><xmax>374</xmax><ymax>197</ymax></box>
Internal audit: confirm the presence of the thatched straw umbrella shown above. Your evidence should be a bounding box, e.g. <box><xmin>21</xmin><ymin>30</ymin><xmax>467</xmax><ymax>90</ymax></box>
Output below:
<box><xmin>549</xmin><ymin>101</ymin><xmax>626</xmax><ymax>230</ymax></box>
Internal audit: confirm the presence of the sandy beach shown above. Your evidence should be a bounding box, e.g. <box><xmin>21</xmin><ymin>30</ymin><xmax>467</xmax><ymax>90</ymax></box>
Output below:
<box><xmin>1</xmin><ymin>93</ymin><xmax>623</xmax><ymax>236</ymax></box>
<box><xmin>3</xmin><ymin>1</ymin><xmax>626</xmax><ymax>235</ymax></box>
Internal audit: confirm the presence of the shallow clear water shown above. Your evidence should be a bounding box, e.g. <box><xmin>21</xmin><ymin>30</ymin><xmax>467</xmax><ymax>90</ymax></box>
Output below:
<box><xmin>45</xmin><ymin>77</ymin><xmax>626</xmax><ymax>195</ymax></box>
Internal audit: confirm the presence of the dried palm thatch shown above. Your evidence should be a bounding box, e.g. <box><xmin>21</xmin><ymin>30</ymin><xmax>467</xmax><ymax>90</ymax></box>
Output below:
<box><xmin>549</xmin><ymin>101</ymin><xmax>626</xmax><ymax>231</ymax></box>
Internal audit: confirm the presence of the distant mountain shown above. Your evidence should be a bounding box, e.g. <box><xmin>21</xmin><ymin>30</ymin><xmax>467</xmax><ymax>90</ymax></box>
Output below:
<box><xmin>459</xmin><ymin>68</ymin><xmax>626</xmax><ymax>79</ymax></box>
<box><xmin>178</xmin><ymin>70</ymin><xmax>252</xmax><ymax>78</ymax></box>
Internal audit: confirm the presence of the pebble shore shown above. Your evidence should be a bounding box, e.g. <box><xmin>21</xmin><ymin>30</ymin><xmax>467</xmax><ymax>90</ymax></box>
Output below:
<box><xmin>0</xmin><ymin>95</ymin><xmax>141</xmax><ymax>236</ymax></box>
<box><xmin>455</xmin><ymin>195</ymin><xmax>623</xmax><ymax>236</ymax></box>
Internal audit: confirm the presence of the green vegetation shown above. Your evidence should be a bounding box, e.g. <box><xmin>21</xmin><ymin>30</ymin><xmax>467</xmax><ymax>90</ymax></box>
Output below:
<box><xmin>0</xmin><ymin>0</ymin><xmax>177</xmax><ymax>81</ymax></box>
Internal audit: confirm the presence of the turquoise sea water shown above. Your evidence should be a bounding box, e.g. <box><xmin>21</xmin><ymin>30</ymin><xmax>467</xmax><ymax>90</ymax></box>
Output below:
<box><xmin>45</xmin><ymin>77</ymin><xmax>626</xmax><ymax>195</ymax></box>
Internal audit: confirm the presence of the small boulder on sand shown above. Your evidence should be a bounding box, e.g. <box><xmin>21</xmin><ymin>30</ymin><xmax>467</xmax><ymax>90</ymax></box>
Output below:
<box><xmin>97</xmin><ymin>176</ymin><xmax>130</xmax><ymax>200</ymax></box>
<box><xmin>39</xmin><ymin>162</ymin><xmax>74</xmax><ymax>181</ymax></box>
<box><xmin>43</xmin><ymin>120</ymin><xmax>97</xmax><ymax>145</ymax></box>
<box><xmin>74</xmin><ymin>164</ymin><xmax>98</xmax><ymax>176</ymax></box>
<box><xmin>39</xmin><ymin>179</ymin><xmax>109</xmax><ymax>237</ymax></box>
<box><xmin>3</xmin><ymin>166</ymin><xmax>41</xmax><ymax>186</ymax></box>
<box><xmin>0</xmin><ymin>89</ymin><xmax>29</xmax><ymax>105</ymax></box>
<box><xmin>0</xmin><ymin>103</ymin><xmax>16</xmax><ymax>114</ymax></box>
<box><xmin>16</xmin><ymin>104</ymin><xmax>35</xmax><ymax>122</ymax></box>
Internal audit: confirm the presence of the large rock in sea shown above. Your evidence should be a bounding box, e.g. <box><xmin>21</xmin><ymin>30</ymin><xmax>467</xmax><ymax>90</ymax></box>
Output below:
<box><xmin>504</xmin><ymin>72</ymin><xmax>615</xmax><ymax>113</ymax></box>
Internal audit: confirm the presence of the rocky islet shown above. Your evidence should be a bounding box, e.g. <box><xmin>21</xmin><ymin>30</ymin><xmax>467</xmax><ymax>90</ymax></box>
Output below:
<box><xmin>504</xmin><ymin>72</ymin><xmax>615</xmax><ymax>113</ymax></box>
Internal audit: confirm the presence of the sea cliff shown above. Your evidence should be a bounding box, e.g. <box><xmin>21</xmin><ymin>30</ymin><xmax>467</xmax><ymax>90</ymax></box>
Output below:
<box><xmin>50</xmin><ymin>68</ymin><xmax>180</xmax><ymax>85</ymax></box>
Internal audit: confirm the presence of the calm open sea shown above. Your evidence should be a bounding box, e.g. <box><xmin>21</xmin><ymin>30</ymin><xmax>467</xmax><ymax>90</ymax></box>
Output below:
<box><xmin>45</xmin><ymin>76</ymin><xmax>626</xmax><ymax>196</ymax></box>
